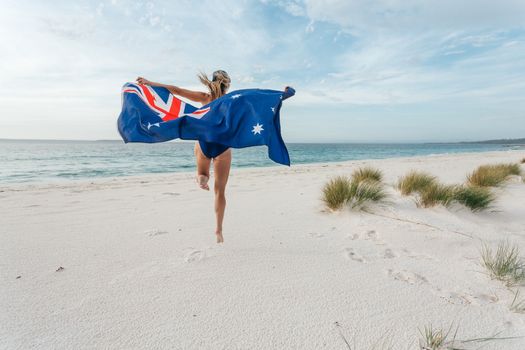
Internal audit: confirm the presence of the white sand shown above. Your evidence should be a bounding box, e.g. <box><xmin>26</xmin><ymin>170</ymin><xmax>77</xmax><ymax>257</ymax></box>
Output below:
<box><xmin>2</xmin><ymin>150</ymin><xmax>525</xmax><ymax>349</ymax></box>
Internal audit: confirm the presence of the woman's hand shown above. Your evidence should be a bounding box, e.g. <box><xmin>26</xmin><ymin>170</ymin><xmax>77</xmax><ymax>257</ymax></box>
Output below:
<box><xmin>136</xmin><ymin>77</ymin><xmax>151</xmax><ymax>85</ymax></box>
<box><xmin>282</xmin><ymin>86</ymin><xmax>295</xmax><ymax>100</ymax></box>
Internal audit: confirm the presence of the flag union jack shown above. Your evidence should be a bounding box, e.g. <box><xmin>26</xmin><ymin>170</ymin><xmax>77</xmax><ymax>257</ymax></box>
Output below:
<box><xmin>118</xmin><ymin>83</ymin><xmax>295</xmax><ymax>165</ymax></box>
<box><xmin>122</xmin><ymin>83</ymin><xmax>210</xmax><ymax>121</ymax></box>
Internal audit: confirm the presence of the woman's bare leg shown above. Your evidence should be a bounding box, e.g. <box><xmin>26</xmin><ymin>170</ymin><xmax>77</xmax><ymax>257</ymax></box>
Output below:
<box><xmin>212</xmin><ymin>149</ymin><xmax>232</xmax><ymax>243</ymax></box>
<box><xmin>194</xmin><ymin>142</ymin><xmax>211</xmax><ymax>190</ymax></box>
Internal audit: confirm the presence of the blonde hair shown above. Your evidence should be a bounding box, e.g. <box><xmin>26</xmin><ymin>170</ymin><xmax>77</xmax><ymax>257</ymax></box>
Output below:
<box><xmin>198</xmin><ymin>70</ymin><xmax>231</xmax><ymax>101</ymax></box>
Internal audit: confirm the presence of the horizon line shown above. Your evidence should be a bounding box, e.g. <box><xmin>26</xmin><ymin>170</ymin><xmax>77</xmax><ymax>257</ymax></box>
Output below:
<box><xmin>1</xmin><ymin>137</ymin><xmax>524</xmax><ymax>144</ymax></box>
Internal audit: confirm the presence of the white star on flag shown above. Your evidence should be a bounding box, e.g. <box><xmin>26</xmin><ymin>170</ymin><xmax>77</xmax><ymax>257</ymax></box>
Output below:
<box><xmin>147</xmin><ymin>122</ymin><xmax>160</xmax><ymax>130</ymax></box>
<box><xmin>231</xmin><ymin>94</ymin><xmax>242</xmax><ymax>99</ymax></box>
<box><xmin>251</xmin><ymin>123</ymin><xmax>264</xmax><ymax>135</ymax></box>
<box><xmin>271</xmin><ymin>107</ymin><xmax>275</xmax><ymax>113</ymax></box>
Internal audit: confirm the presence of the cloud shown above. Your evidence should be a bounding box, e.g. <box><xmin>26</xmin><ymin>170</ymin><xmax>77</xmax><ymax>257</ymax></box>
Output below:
<box><xmin>304</xmin><ymin>0</ymin><xmax>525</xmax><ymax>33</ymax></box>
<box><xmin>268</xmin><ymin>0</ymin><xmax>525</xmax><ymax>107</ymax></box>
<box><xmin>268</xmin><ymin>0</ymin><xmax>306</xmax><ymax>16</ymax></box>
<box><xmin>0</xmin><ymin>0</ymin><xmax>279</xmax><ymax>94</ymax></box>
<box><xmin>0</xmin><ymin>0</ymin><xmax>524</xmax><ymax>141</ymax></box>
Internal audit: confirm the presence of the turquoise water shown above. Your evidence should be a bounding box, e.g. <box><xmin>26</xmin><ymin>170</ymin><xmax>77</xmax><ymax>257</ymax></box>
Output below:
<box><xmin>0</xmin><ymin>139</ymin><xmax>515</xmax><ymax>184</ymax></box>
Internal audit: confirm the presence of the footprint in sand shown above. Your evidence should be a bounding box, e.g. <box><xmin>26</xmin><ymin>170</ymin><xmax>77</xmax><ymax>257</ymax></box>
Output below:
<box><xmin>144</xmin><ymin>229</ymin><xmax>169</xmax><ymax>237</ymax></box>
<box><xmin>438</xmin><ymin>291</ymin><xmax>476</xmax><ymax>305</ymax></box>
<box><xmin>402</xmin><ymin>248</ymin><xmax>435</xmax><ymax>261</ymax></box>
<box><xmin>344</xmin><ymin>248</ymin><xmax>367</xmax><ymax>263</ymax></box>
<box><xmin>163</xmin><ymin>192</ymin><xmax>180</xmax><ymax>196</ymax></box>
<box><xmin>383</xmin><ymin>248</ymin><xmax>397</xmax><ymax>259</ymax></box>
<box><xmin>365</xmin><ymin>230</ymin><xmax>378</xmax><ymax>241</ymax></box>
<box><xmin>435</xmin><ymin>289</ymin><xmax>498</xmax><ymax>306</ymax></box>
<box><xmin>308</xmin><ymin>232</ymin><xmax>325</xmax><ymax>239</ymax></box>
<box><xmin>387</xmin><ymin>269</ymin><xmax>428</xmax><ymax>285</ymax></box>
<box><xmin>347</xmin><ymin>233</ymin><xmax>360</xmax><ymax>240</ymax></box>
<box><xmin>184</xmin><ymin>250</ymin><xmax>205</xmax><ymax>263</ymax></box>
<box><xmin>364</xmin><ymin>230</ymin><xmax>386</xmax><ymax>245</ymax></box>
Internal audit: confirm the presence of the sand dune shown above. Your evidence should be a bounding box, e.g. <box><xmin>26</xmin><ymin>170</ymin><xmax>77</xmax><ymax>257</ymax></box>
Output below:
<box><xmin>1</xmin><ymin>150</ymin><xmax>525</xmax><ymax>349</ymax></box>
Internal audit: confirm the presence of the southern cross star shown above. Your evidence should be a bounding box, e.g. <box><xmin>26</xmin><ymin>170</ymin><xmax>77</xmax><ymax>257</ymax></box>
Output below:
<box><xmin>147</xmin><ymin>122</ymin><xmax>160</xmax><ymax>130</ymax></box>
<box><xmin>231</xmin><ymin>94</ymin><xmax>242</xmax><ymax>99</ymax></box>
<box><xmin>251</xmin><ymin>123</ymin><xmax>264</xmax><ymax>135</ymax></box>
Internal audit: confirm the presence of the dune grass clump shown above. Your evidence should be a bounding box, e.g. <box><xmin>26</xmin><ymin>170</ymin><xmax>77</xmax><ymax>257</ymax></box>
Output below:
<box><xmin>467</xmin><ymin>163</ymin><xmax>522</xmax><ymax>187</ymax></box>
<box><xmin>418</xmin><ymin>323</ymin><xmax>510</xmax><ymax>349</ymax></box>
<box><xmin>418</xmin><ymin>324</ymin><xmax>458</xmax><ymax>350</ymax></box>
<box><xmin>453</xmin><ymin>185</ymin><xmax>495</xmax><ymax>212</ymax></box>
<box><xmin>505</xmin><ymin>163</ymin><xmax>522</xmax><ymax>175</ymax></box>
<box><xmin>322</xmin><ymin>167</ymin><xmax>386</xmax><ymax>211</ymax></box>
<box><xmin>351</xmin><ymin>166</ymin><xmax>383</xmax><ymax>183</ymax></box>
<box><xmin>397</xmin><ymin>170</ymin><xmax>495</xmax><ymax>211</ymax></box>
<box><xmin>348</xmin><ymin>179</ymin><xmax>387</xmax><ymax>208</ymax></box>
<box><xmin>481</xmin><ymin>241</ymin><xmax>525</xmax><ymax>287</ymax></box>
<box><xmin>397</xmin><ymin>171</ymin><xmax>437</xmax><ymax>196</ymax></box>
<box><xmin>521</xmin><ymin>157</ymin><xmax>525</xmax><ymax>164</ymax></box>
<box><xmin>417</xmin><ymin>183</ymin><xmax>457</xmax><ymax>208</ymax></box>
<box><xmin>322</xmin><ymin>176</ymin><xmax>353</xmax><ymax>210</ymax></box>
<box><xmin>348</xmin><ymin>166</ymin><xmax>386</xmax><ymax>209</ymax></box>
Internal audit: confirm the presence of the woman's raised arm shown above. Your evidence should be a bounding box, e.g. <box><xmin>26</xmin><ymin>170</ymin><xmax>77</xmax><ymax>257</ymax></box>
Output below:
<box><xmin>136</xmin><ymin>77</ymin><xmax>211</xmax><ymax>105</ymax></box>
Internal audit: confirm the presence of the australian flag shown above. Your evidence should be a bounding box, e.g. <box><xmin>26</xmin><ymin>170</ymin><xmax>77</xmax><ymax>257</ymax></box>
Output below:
<box><xmin>117</xmin><ymin>83</ymin><xmax>295</xmax><ymax>165</ymax></box>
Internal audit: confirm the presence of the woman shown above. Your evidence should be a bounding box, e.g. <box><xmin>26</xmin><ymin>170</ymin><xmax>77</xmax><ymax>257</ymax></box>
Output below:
<box><xmin>136</xmin><ymin>70</ymin><xmax>232</xmax><ymax>243</ymax></box>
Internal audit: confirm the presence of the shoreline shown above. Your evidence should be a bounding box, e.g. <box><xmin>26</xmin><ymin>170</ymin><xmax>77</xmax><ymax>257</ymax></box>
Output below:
<box><xmin>1</xmin><ymin>149</ymin><xmax>523</xmax><ymax>190</ymax></box>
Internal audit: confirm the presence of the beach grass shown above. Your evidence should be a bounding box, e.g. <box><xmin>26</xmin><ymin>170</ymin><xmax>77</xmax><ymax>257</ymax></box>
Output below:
<box><xmin>323</xmin><ymin>167</ymin><xmax>387</xmax><ymax>210</ymax></box>
<box><xmin>351</xmin><ymin>166</ymin><xmax>383</xmax><ymax>183</ymax></box>
<box><xmin>510</xmin><ymin>290</ymin><xmax>525</xmax><ymax>314</ymax></box>
<box><xmin>417</xmin><ymin>183</ymin><xmax>457</xmax><ymax>208</ymax></box>
<box><xmin>330</xmin><ymin>163</ymin><xmax>514</xmax><ymax>212</ymax></box>
<box><xmin>467</xmin><ymin>163</ymin><xmax>522</xmax><ymax>187</ymax></box>
<box><xmin>322</xmin><ymin>176</ymin><xmax>353</xmax><ymax>210</ymax></box>
<box><xmin>481</xmin><ymin>241</ymin><xmax>525</xmax><ymax>287</ymax></box>
<box><xmin>521</xmin><ymin>158</ymin><xmax>525</xmax><ymax>164</ymax></box>
<box><xmin>349</xmin><ymin>167</ymin><xmax>387</xmax><ymax>209</ymax></box>
<box><xmin>417</xmin><ymin>323</ymin><xmax>512</xmax><ymax>349</ymax></box>
<box><xmin>397</xmin><ymin>170</ymin><xmax>494</xmax><ymax>211</ymax></box>
<box><xmin>397</xmin><ymin>171</ymin><xmax>437</xmax><ymax>196</ymax></box>
<box><xmin>418</xmin><ymin>324</ymin><xmax>458</xmax><ymax>350</ymax></box>
<box><xmin>348</xmin><ymin>179</ymin><xmax>387</xmax><ymax>208</ymax></box>
<box><xmin>453</xmin><ymin>185</ymin><xmax>495</xmax><ymax>212</ymax></box>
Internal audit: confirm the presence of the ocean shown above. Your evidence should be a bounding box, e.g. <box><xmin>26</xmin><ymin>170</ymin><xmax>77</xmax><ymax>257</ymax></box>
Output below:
<box><xmin>0</xmin><ymin>139</ymin><xmax>518</xmax><ymax>184</ymax></box>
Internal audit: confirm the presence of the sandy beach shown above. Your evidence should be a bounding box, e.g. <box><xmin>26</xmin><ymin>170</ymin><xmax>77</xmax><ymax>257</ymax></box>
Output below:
<box><xmin>2</xmin><ymin>150</ymin><xmax>525</xmax><ymax>349</ymax></box>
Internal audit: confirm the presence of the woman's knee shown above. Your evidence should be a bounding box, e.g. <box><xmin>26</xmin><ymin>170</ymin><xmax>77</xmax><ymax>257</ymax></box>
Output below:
<box><xmin>214</xmin><ymin>185</ymin><xmax>226</xmax><ymax>196</ymax></box>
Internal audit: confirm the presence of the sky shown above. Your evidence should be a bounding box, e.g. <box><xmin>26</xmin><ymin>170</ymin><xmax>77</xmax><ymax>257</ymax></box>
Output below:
<box><xmin>0</xmin><ymin>0</ymin><xmax>524</xmax><ymax>142</ymax></box>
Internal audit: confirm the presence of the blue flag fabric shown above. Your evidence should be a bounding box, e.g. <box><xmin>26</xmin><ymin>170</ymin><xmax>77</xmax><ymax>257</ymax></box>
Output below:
<box><xmin>117</xmin><ymin>83</ymin><xmax>295</xmax><ymax>165</ymax></box>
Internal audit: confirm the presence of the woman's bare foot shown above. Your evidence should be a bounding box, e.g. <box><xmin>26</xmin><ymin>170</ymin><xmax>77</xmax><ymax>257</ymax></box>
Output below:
<box><xmin>196</xmin><ymin>175</ymin><xmax>209</xmax><ymax>191</ymax></box>
<box><xmin>216</xmin><ymin>231</ymin><xmax>224</xmax><ymax>243</ymax></box>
